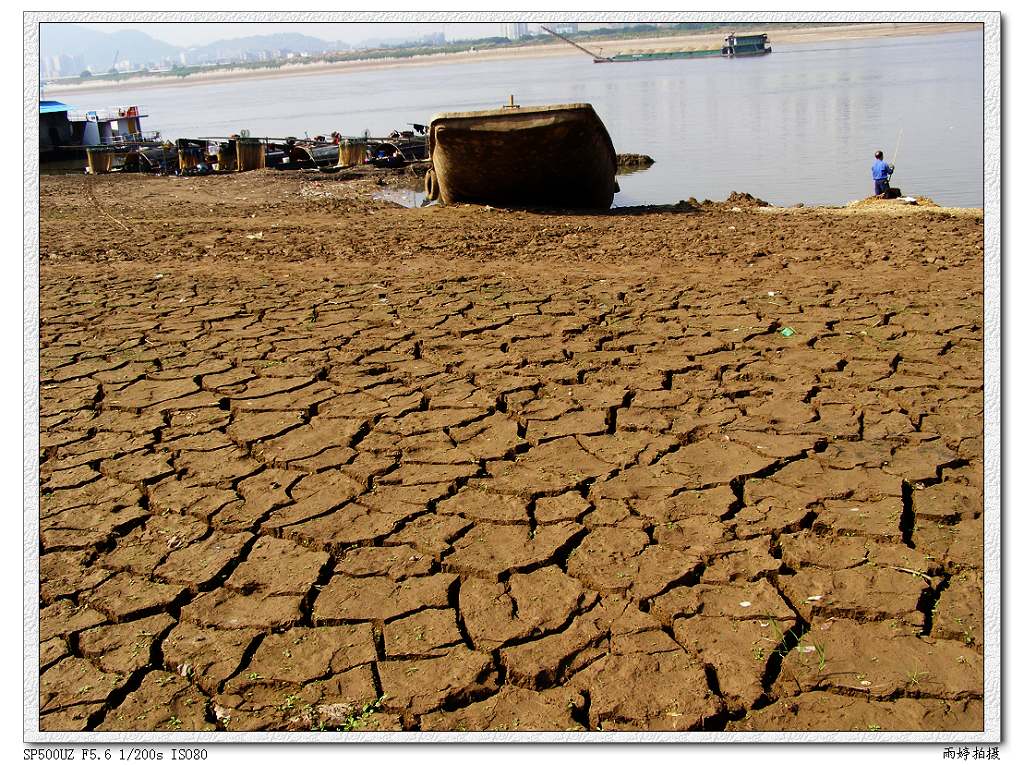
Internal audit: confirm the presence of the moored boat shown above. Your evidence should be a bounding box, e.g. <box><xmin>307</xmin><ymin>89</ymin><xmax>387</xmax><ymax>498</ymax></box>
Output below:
<box><xmin>425</xmin><ymin>102</ymin><xmax>617</xmax><ymax>209</ymax></box>
<box><xmin>40</xmin><ymin>101</ymin><xmax>158</xmax><ymax>171</ymax></box>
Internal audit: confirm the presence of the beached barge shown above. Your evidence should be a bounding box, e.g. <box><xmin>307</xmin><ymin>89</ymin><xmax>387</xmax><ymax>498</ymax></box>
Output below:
<box><xmin>40</xmin><ymin>92</ymin><xmax>433</xmax><ymax>175</ymax></box>
<box><xmin>542</xmin><ymin>27</ymin><xmax>772</xmax><ymax>63</ymax></box>
<box><xmin>65</xmin><ymin>129</ymin><xmax>426</xmax><ymax>175</ymax></box>
<box><xmin>285</xmin><ymin>130</ymin><xmax>427</xmax><ymax>170</ymax></box>
<box><xmin>40</xmin><ymin>101</ymin><xmax>158</xmax><ymax>169</ymax></box>
<box><xmin>425</xmin><ymin>101</ymin><xmax>617</xmax><ymax>209</ymax></box>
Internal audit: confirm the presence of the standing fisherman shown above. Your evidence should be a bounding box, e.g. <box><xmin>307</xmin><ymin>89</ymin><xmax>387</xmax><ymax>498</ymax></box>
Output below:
<box><xmin>872</xmin><ymin>150</ymin><xmax>895</xmax><ymax>197</ymax></box>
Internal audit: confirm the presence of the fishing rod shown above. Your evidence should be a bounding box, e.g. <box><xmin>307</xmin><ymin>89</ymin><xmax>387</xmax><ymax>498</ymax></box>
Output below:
<box><xmin>891</xmin><ymin>127</ymin><xmax>904</xmax><ymax>168</ymax></box>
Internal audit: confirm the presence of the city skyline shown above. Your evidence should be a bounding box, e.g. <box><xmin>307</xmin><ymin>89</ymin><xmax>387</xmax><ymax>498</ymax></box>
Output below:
<box><xmin>39</xmin><ymin>21</ymin><xmax>608</xmax><ymax>79</ymax></box>
<box><xmin>74</xmin><ymin>22</ymin><xmax>513</xmax><ymax>48</ymax></box>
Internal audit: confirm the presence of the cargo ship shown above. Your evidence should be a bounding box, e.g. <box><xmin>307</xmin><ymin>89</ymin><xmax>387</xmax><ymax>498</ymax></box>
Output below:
<box><xmin>542</xmin><ymin>27</ymin><xmax>772</xmax><ymax>63</ymax></box>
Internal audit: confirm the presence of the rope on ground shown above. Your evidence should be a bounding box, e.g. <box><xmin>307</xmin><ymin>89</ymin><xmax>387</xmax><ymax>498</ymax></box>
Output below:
<box><xmin>85</xmin><ymin>176</ymin><xmax>132</xmax><ymax>232</ymax></box>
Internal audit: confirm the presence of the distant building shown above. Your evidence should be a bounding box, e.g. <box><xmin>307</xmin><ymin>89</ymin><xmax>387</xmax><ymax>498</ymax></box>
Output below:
<box><xmin>502</xmin><ymin>23</ymin><xmax>530</xmax><ymax>41</ymax></box>
<box><xmin>550</xmin><ymin>23</ymin><xmax>579</xmax><ymax>35</ymax></box>
<box><xmin>41</xmin><ymin>53</ymin><xmax>85</xmax><ymax>78</ymax></box>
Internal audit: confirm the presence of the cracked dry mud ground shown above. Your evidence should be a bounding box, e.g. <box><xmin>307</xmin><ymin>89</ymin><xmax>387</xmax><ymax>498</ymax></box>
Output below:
<box><xmin>37</xmin><ymin>173</ymin><xmax>984</xmax><ymax>732</ymax></box>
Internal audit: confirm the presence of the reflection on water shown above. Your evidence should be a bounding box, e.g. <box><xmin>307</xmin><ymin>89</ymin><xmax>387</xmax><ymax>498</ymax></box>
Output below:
<box><xmin>373</xmin><ymin>187</ymin><xmax>429</xmax><ymax>208</ymax></box>
<box><xmin>64</xmin><ymin>29</ymin><xmax>982</xmax><ymax>207</ymax></box>
<box><xmin>615</xmin><ymin>163</ymin><xmax>655</xmax><ymax>177</ymax></box>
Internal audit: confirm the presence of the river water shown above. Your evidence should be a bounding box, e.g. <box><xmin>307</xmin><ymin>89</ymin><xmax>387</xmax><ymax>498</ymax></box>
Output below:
<box><xmin>54</xmin><ymin>28</ymin><xmax>983</xmax><ymax>207</ymax></box>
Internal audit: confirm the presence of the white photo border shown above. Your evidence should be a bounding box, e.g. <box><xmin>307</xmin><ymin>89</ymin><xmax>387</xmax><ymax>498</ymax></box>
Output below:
<box><xmin>23</xmin><ymin>7</ymin><xmax>1001</xmax><ymax>745</ymax></box>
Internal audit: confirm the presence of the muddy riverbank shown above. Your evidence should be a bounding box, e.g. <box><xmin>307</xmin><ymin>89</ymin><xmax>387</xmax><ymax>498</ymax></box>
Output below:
<box><xmin>36</xmin><ymin>171</ymin><xmax>984</xmax><ymax>733</ymax></box>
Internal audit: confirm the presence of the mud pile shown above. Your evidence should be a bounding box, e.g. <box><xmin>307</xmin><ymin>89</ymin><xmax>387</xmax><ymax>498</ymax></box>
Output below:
<box><xmin>725</xmin><ymin>191</ymin><xmax>771</xmax><ymax>208</ymax></box>
<box><xmin>846</xmin><ymin>194</ymin><xmax>941</xmax><ymax>209</ymax></box>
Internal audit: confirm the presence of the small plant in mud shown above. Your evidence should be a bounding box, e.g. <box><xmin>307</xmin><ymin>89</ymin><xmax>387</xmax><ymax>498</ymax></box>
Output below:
<box><xmin>340</xmin><ymin>695</ymin><xmax>387</xmax><ymax>732</ymax></box>
<box><xmin>811</xmin><ymin>640</ymin><xmax>827</xmax><ymax>672</ymax></box>
<box><xmin>791</xmin><ymin>636</ymin><xmax>827</xmax><ymax>673</ymax></box>
<box><xmin>767</xmin><ymin>618</ymin><xmax>790</xmax><ymax>647</ymax></box>
<box><xmin>767</xmin><ymin>618</ymin><xmax>802</xmax><ymax>655</ymax></box>
<box><xmin>955</xmin><ymin>618</ymin><xmax>976</xmax><ymax>646</ymax></box>
<box><xmin>867</xmin><ymin>723</ymin><xmax>882</xmax><ymax>732</ymax></box>
<box><xmin>906</xmin><ymin>670</ymin><xmax>928</xmax><ymax>686</ymax></box>
<box><xmin>167</xmin><ymin>716</ymin><xmax>182</xmax><ymax>730</ymax></box>
<box><xmin>281</xmin><ymin>694</ymin><xmax>299</xmax><ymax>712</ymax></box>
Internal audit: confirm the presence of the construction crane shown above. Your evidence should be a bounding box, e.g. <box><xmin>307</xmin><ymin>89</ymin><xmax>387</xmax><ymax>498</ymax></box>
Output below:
<box><xmin>540</xmin><ymin>25</ymin><xmax>612</xmax><ymax>63</ymax></box>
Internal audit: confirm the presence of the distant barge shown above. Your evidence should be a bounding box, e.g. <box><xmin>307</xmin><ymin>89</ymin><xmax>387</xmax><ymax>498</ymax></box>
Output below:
<box><xmin>542</xmin><ymin>27</ymin><xmax>772</xmax><ymax>63</ymax></box>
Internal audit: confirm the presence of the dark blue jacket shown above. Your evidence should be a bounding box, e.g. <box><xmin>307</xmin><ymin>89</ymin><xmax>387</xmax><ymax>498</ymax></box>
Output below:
<box><xmin>872</xmin><ymin>159</ymin><xmax>893</xmax><ymax>180</ymax></box>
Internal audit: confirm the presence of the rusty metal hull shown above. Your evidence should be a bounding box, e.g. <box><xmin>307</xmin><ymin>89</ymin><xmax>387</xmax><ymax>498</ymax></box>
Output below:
<box><xmin>428</xmin><ymin>103</ymin><xmax>617</xmax><ymax>209</ymax></box>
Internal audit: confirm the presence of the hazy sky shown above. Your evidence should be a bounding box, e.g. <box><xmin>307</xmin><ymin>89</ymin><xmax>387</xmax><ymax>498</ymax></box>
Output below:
<box><xmin>77</xmin><ymin>22</ymin><xmax>510</xmax><ymax>47</ymax></box>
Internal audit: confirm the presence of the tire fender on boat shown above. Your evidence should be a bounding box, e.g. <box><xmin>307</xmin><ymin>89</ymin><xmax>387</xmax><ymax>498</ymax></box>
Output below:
<box><xmin>424</xmin><ymin>168</ymin><xmax>440</xmax><ymax>201</ymax></box>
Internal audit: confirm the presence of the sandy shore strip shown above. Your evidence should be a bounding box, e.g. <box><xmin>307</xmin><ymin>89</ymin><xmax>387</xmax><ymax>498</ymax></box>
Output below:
<box><xmin>45</xmin><ymin>22</ymin><xmax>981</xmax><ymax>96</ymax></box>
